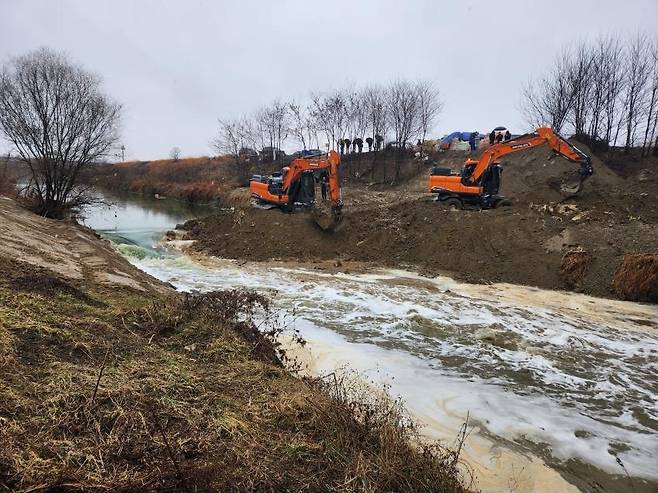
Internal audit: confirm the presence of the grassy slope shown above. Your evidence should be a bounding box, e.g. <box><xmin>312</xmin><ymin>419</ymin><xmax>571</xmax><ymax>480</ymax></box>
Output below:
<box><xmin>0</xmin><ymin>256</ymin><xmax>466</xmax><ymax>492</ymax></box>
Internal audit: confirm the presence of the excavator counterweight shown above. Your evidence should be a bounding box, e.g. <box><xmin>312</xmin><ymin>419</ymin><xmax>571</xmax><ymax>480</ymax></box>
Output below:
<box><xmin>428</xmin><ymin>127</ymin><xmax>593</xmax><ymax>209</ymax></box>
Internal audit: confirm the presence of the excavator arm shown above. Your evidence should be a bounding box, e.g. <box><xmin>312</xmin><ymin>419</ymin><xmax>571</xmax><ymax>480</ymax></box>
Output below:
<box><xmin>281</xmin><ymin>150</ymin><xmax>342</xmax><ymax>207</ymax></box>
<box><xmin>464</xmin><ymin>127</ymin><xmax>593</xmax><ymax>189</ymax></box>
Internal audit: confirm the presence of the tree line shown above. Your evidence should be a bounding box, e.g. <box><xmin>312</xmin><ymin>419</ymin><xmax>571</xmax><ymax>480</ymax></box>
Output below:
<box><xmin>522</xmin><ymin>33</ymin><xmax>658</xmax><ymax>156</ymax></box>
<box><xmin>212</xmin><ymin>80</ymin><xmax>444</xmax><ymax>163</ymax></box>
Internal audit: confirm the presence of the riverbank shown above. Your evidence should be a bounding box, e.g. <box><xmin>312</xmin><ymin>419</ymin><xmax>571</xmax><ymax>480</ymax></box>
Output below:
<box><xmin>0</xmin><ymin>197</ymin><xmax>467</xmax><ymax>492</ymax></box>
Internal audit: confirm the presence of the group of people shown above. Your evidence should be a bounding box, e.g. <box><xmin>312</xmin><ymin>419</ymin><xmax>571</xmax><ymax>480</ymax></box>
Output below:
<box><xmin>489</xmin><ymin>129</ymin><xmax>512</xmax><ymax>145</ymax></box>
<box><xmin>338</xmin><ymin>134</ymin><xmax>384</xmax><ymax>155</ymax></box>
<box><xmin>465</xmin><ymin>129</ymin><xmax>513</xmax><ymax>152</ymax></box>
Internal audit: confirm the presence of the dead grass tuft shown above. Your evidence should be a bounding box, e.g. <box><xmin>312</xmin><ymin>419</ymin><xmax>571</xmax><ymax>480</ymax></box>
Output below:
<box><xmin>612</xmin><ymin>253</ymin><xmax>658</xmax><ymax>302</ymax></box>
<box><xmin>560</xmin><ymin>248</ymin><xmax>592</xmax><ymax>289</ymax></box>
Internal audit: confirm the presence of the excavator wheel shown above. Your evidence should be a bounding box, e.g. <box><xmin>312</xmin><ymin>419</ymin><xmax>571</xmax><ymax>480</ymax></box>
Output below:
<box><xmin>443</xmin><ymin>197</ymin><xmax>463</xmax><ymax>210</ymax></box>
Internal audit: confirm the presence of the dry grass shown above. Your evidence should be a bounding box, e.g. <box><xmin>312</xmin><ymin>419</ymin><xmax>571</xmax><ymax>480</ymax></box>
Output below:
<box><xmin>0</xmin><ymin>258</ymin><xmax>467</xmax><ymax>492</ymax></box>
<box><xmin>560</xmin><ymin>248</ymin><xmax>592</xmax><ymax>289</ymax></box>
<box><xmin>85</xmin><ymin>155</ymin><xmax>267</xmax><ymax>204</ymax></box>
<box><xmin>612</xmin><ymin>253</ymin><xmax>658</xmax><ymax>302</ymax></box>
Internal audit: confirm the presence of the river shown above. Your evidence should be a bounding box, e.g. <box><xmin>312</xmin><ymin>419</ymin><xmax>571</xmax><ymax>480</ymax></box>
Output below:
<box><xmin>82</xmin><ymin>191</ymin><xmax>658</xmax><ymax>493</ymax></box>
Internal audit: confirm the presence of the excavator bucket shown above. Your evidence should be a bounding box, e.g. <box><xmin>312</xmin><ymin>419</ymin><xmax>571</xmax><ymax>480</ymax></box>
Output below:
<box><xmin>559</xmin><ymin>160</ymin><xmax>594</xmax><ymax>197</ymax></box>
<box><xmin>559</xmin><ymin>178</ymin><xmax>584</xmax><ymax>196</ymax></box>
<box><xmin>311</xmin><ymin>201</ymin><xmax>342</xmax><ymax>231</ymax></box>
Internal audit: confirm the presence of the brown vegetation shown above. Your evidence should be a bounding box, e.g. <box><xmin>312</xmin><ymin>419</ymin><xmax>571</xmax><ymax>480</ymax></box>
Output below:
<box><xmin>560</xmin><ymin>249</ymin><xmax>592</xmax><ymax>289</ymax></box>
<box><xmin>0</xmin><ymin>253</ymin><xmax>467</xmax><ymax>492</ymax></box>
<box><xmin>612</xmin><ymin>253</ymin><xmax>658</xmax><ymax>302</ymax></box>
<box><xmin>88</xmin><ymin>155</ymin><xmax>285</xmax><ymax>204</ymax></box>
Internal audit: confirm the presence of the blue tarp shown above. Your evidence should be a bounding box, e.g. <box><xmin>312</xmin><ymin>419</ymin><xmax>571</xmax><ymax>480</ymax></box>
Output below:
<box><xmin>441</xmin><ymin>131</ymin><xmax>462</xmax><ymax>144</ymax></box>
<box><xmin>441</xmin><ymin>131</ymin><xmax>478</xmax><ymax>144</ymax></box>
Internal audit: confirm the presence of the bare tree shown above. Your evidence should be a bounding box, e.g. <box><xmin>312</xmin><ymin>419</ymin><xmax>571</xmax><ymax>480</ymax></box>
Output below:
<box><xmin>600</xmin><ymin>37</ymin><xmax>626</xmax><ymax>147</ymax></box>
<box><xmin>364</xmin><ymin>84</ymin><xmax>388</xmax><ymax>143</ymax></box>
<box><xmin>211</xmin><ymin>117</ymin><xmax>254</xmax><ymax>184</ymax></box>
<box><xmin>257</xmin><ymin>101</ymin><xmax>288</xmax><ymax>160</ymax></box>
<box><xmin>386</xmin><ymin>80</ymin><xmax>420</xmax><ymax>149</ymax></box>
<box><xmin>386</xmin><ymin>80</ymin><xmax>421</xmax><ymax>181</ymax></box>
<box><xmin>567</xmin><ymin>42</ymin><xmax>594</xmax><ymax>137</ymax></box>
<box><xmin>170</xmin><ymin>146</ymin><xmax>181</xmax><ymax>161</ymax></box>
<box><xmin>211</xmin><ymin>119</ymin><xmax>241</xmax><ymax>159</ymax></box>
<box><xmin>310</xmin><ymin>90</ymin><xmax>348</xmax><ymax>151</ymax></box>
<box><xmin>415</xmin><ymin>80</ymin><xmax>444</xmax><ymax>152</ymax></box>
<box><xmin>346</xmin><ymin>88</ymin><xmax>368</xmax><ymax>143</ymax></box>
<box><xmin>622</xmin><ymin>33</ymin><xmax>651</xmax><ymax>152</ymax></box>
<box><xmin>588</xmin><ymin>36</ymin><xmax>620</xmax><ymax>141</ymax></box>
<box><xmin>641</xmin><ymin>39</ymin><xmax>658</xmax><ymax>156</ymax></box>
<box><xmin>0</xmin><ymin>48</ymin><xmax>121</xmax><ymax>218</ymax></box>
<box><xmin>521</xmin><ymin>51</ymin><xmax>574</xmax><ymax>132</ymax></box>
<box><xmin>288</xmin><ymin>101</ymin><xmax>317</xmax><ymax>150</ymax></box>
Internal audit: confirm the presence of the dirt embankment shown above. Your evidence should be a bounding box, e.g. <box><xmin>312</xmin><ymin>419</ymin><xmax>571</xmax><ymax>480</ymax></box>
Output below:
<box><xmin>0</xmin><ymin>197</ymin><xmax>467</xmax><ymax>492</ymax></box>
<box><xmin>181</xmin><ymin>148</ymin><xmax>658</xmax><ymax>301</ymax></box>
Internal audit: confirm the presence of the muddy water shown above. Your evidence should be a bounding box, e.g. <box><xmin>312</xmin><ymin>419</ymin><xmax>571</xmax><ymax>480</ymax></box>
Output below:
<box><xmin>84</xmin><ymin>192</ymin><xmax>658</xmax><ymax>493</ymax></box>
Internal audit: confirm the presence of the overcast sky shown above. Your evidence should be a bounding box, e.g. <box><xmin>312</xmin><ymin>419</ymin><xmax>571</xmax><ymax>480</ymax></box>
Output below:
<box><xmin>2</xmin><ymin>0</ymin><xmax>657</xmax><ymax>160</ymax></box>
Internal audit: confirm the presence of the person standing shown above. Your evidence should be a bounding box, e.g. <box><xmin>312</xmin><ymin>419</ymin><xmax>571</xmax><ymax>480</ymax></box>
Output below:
<box><xmin>366</xmin><ymin>137</ymin><xmax>373</xmax><ymax>151</ymax></box>
<box><xmin>355</xmin><ymin>137</ymin><xmax>363</xmax><ymax>153</ymax></box>
<box><xmin>338</xmin><ymin>138</ymin><xmax>345</xmax><ymax>155</ymax></box>
<box><xmin>489</xmin><ymin>130</ymin><xmax>496</xmax><ymax>145</ymax></box>
<box><xmin>468</xmin><ymin>132</ymin><xmax>476</xmax><ymax>152</ymax></box>
<box><xmin>504</xmin><ymin>130</ymin><xmax>511</xmax><ymax>141</ymax></box>
<box><xmin>320</xmin><ymin>172</ymin><xmax>328</xmax><ymax>200</ymax></box>
<box><xmin>343</xmin><ymin>138</ymin><xmax>351</xmax><ymax>155</ymax></box>
<box><xmin>375</xmin><ymin>134</ymin><xmax>383</xmax><ymax>151</ymax></box>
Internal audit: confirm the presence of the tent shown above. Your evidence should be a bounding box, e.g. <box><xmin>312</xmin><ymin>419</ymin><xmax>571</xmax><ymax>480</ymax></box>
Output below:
<box><xmin>441</xmin><ymin>131</ymin><xmax>462</xmax><ymax>146</ymax></box>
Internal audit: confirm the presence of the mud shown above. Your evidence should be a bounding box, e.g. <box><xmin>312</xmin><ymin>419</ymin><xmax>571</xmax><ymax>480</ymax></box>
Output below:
<box><xmin>181</xmin><ymin>149</ymin><xmax>658</xmax><ymax>301</ymax></box>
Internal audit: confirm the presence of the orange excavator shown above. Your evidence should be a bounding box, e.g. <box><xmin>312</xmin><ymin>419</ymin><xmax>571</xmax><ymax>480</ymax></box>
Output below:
<box><xmin>428</xmin><ymin>127</ymin><xmax>594</xmax><ymax>209</ymax></box>
<box><xmin>249</xmin><ymin>150</ymin><xmax>343</xmax><ymax>229</ymax></box>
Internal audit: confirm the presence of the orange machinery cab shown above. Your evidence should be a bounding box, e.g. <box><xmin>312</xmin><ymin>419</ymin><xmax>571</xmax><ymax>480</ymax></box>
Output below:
<box><xmin>428</xmin><ymin>158</ymin><xmax>503</xmax><ymax>208</ymax></box>
<box><xmin>250</xmin><ymin>169</ymin><xmax>290</xmax><ymax>206</ymax></box>
<box><xmin>250</xmin><ymin>164</ymin><xmax>322</xmax><ymax>210</ymax></box>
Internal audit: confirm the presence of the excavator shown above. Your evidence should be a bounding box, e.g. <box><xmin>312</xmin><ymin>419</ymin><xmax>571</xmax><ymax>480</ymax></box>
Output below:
<box><xmin>249</xmin><ymin>150</ymin><xmax>343</xmax><ymax>230</ymax></box>
<box><xmin>428</xmin><ymin>127</ymin><xmax>594</xmax><ymax>209</ymax></box>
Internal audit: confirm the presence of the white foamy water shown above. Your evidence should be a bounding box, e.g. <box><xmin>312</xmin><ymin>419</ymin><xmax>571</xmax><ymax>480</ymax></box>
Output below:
<box><xmin>127</xmin><ymin>252</ymin><xmax>658</xmax><ymax>490</ymax></box>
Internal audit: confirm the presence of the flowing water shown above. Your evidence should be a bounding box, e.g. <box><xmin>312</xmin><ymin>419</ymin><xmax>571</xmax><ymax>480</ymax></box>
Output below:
<box><xmin>83</xmin><ymin>191</ymin><xmax>658</xmax><ymax>493</ymax></box>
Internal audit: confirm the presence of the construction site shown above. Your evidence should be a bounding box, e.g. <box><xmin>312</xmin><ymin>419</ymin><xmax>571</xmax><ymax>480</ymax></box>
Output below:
<box><xmin>2</xmin><ymin>2</ymin><xmax>658</xmax><ymax>492</ymax></box>
<box><xmin>167</xmin><ymin>139</ymin><xmax>658</xmax><ymax>302</ymax></box>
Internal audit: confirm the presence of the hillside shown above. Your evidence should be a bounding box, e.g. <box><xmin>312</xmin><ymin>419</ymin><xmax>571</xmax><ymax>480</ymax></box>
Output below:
<box><xmin>0</xmin><ymin>197</ymin><xmax>467</xmax><ymax>492</ymax></box>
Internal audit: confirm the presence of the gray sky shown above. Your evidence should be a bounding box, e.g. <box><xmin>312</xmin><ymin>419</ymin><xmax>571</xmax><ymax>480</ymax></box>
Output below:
<box><xmin>2</xmin><ymin>0</ymin><xmax>657</xmax><ymax>160</ymax></box>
